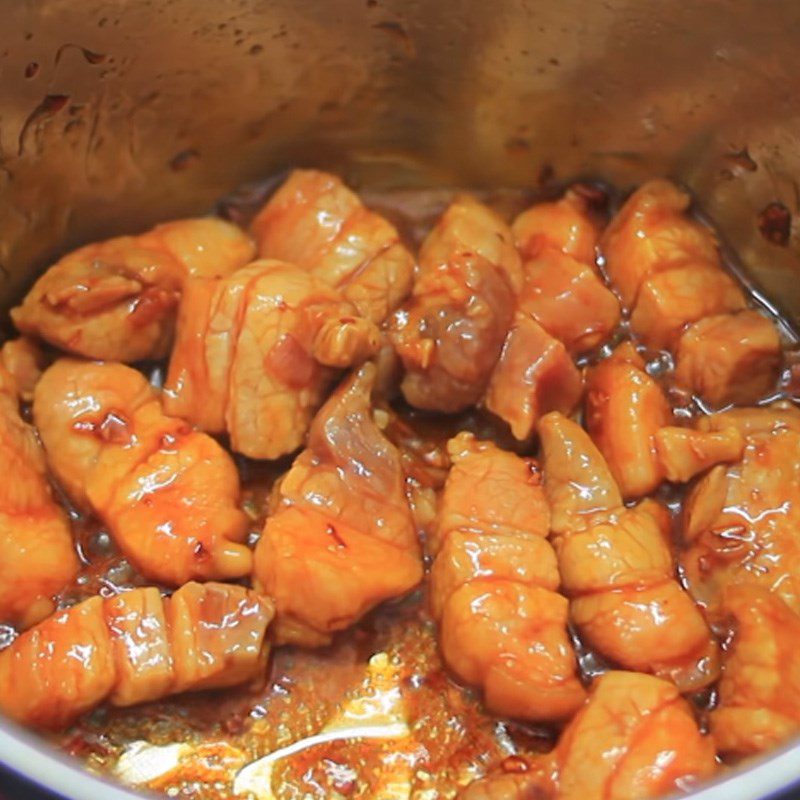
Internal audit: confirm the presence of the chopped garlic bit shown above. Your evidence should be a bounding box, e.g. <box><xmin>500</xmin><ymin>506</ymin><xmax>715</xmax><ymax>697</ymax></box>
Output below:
<box><xmin>372</xmin><ymin>408</ymin><xmax>390</xmax><ymax>430</ymax></box>
<box><xmin>115</xmin><ymin>741</ymin><xmax>191</xmax><ymax>786</ymax></box>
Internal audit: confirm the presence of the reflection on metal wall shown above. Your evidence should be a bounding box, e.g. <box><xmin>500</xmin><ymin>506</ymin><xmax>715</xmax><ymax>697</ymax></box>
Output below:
<box><xmin>0</xmin><ymin>0</ymin><xmax>799</xmax><ymax>316</ymax></box>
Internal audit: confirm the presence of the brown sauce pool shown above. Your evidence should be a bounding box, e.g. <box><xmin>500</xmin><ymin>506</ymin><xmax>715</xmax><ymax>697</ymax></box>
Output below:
<box><xmin>6</xmin><ymin>176</ymin><xmax>800</xmax><ymax>798</ymax></box>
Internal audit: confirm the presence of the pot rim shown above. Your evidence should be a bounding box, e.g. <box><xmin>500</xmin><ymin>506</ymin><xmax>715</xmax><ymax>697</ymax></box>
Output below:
<box><xmin>0</xmin><ymin>714</ymin><xmax>798</xmax><ymax>800</ymax></box>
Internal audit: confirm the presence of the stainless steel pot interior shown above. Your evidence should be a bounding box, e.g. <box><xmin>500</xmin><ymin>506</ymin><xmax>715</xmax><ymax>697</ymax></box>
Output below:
<box><xmin>1</xmin><ymin>1</ymin><xmax>800</xmax><ymax>798</ymax></box>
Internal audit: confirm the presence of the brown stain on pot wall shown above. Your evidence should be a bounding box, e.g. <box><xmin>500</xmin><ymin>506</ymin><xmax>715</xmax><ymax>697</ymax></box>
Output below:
<box><xmin>758</xmin><ymin>201</ymin><xmax>792</xmax><ymax>246</ymax></box>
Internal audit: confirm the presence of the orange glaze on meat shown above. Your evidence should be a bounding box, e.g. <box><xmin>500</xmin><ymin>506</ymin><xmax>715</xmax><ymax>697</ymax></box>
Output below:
<box><xmin>389</xmin><ymin>195</ymin><xmax>522</xmax><ymax>412</ymax></box>
<box><xmin>0</xmin><ymin>361</ymin><xmax>78</xmax><ymax>628</ymax></box>
<box><xmin>253</xmin><ymin>364</ymin><xmax>423</xmax><ymax>646</ymax></box>
<box><xmin>461</xmin><ymin>671</ymin><xmax>716</xmax><ymax>800</ymax></box>
<box><xmin>600</xmin><ymin>179</ymin><xmax>781</xmax><ymax>406</ymax></box>
<box><xmin>430</xmin><ymin>433</ymin><xmax>586</xmax><ymax>722</ymax></box>
<box><xmin>585</xmin><ymin>343</ymin><xmax>743</xmax><ymax>498</ymax></box>
<box><xmin>0</xmin><ymin>582</ymin><xmax>273</xmax><ymax>730</ymax></box>
<box><xmin>12</xmin><ymin>218</ymin><xmax>255</xmax><ymax>363</ymax></box>
<box><xmin>674</xmin><ymin>310</ymin><xmax>782</xmax><ymax>408</ymax></box>
<box><xmin>33</xmin><ymin>359</ymin><xmax>251</xmax><ymax>586</ymax></box>
<box><xmin>485</xmin><ymin>192</ymin><xmax>619</xmax><ymax>441</ymax></box>
<box><xmin>682</xmin><ymin>404</ymin><xmax>800</xmax><ymax>619</ymax></box>
<box><xmin>512</xmin><ymin>188</ymin><xmax>600</xmax><ymax>265</ymax></box>
<box><xmin>710</xmin><ymin>585</ymin><xmax>800</xmax><ymax>757</ymax></box>
<box><xmin>251</xmin><ymin>169</ymin><xmax>415</xmax><ymax>323</ymax></box>
<box><xmin>484</xmin><ymin>314</ymin><xmax>583</xmax><ymax>442</ymax></box>
<box><xmin>0</xmin><ymin>337</ymin><xmax>47</xmax><ymax>401</ymax></box>
<box><xmin>539</xmin><ymin>413</ymin><xmax>720</xmax><ymax>691</ymax></box>
<box><xmin>601</xmin><ymin>179</ymin><xmax>720</xmax><ymax>308</ymax></box>
<box><xmin>163</xmin><ymin>259</ymin><xmax>380</xmax><ymax>459</ymax></box>
<box><xmin>513</xmin><ymin>248</ymin><xmax>620</xmax><ymax>356</ymax></box>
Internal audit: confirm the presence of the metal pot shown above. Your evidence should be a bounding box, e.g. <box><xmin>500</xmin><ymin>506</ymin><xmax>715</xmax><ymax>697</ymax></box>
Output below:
<box><xmin>1</xmin><ymin>1</ymin><xmax>799</xmax><ymax>797</ymax></box>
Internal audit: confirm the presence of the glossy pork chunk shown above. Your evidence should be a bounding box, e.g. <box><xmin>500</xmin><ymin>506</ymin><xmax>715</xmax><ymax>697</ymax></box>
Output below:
<box><xmin>34</xmin><ymin>360</ymin><xmax>251</xmax><ymax>585</ymax></box>
<box><xmin>512</xmin><ymin>188</ymin><xmax>600</xmax><ymax>264</ymax></box>
<box><xmin>585</xmin><ymin>343</ymin><xmax>744</xmax><ymax>498</ymax></box>
<box><xmin>0</xmin><ymin>338</ymin><xmax>46</xmax><ymax>402</ymax></box>
<box><xmin>389</xmin><ymin>195</ymin><xmax>522</xmax><ymax>412</ymax></box>
<box><xmin>12</xmin><ymin>218</ymin><xmax>254</xmax><ymax>362</ymax></box>
<box><xmin>461</xmin><ymin>672</ymin><xmax>716</xmax><ymax>800</ymax></box>
<box><xmin>253</xmin><ymin>364</ymin><xmax>422</xmax><ymax>646</ymax></box>
<box><xmin>601</xmin><ymin>179</ymin><xmax>781</xmax><ymax>406</ymax></box>
<box><xmin>682</xmin><ymin>404</ymin><xmax>800</xmax><ymax>618</ymax></box>
<box><xmin>251</xmin><ymin>169</ymin><xmax>415</xmax><ymax>323</ymax></box>
<box><xmin>0</xmin><ymin>360</ymin><xmax>77</xmax><ymax>629</ymax></box>
<box><xmin>164</xmin><ymin>259</ymin><xmax>380</xmax><ymax>459</ymax></box>
<box><xmin>711</xmin><ymin>585</ymin><xmax>800</xmax><ymax>757</ymax></box>
<box><xmin>0</xmin><ymin>582</ymin><xmax>273</xmax><ymax>730</ymax></box>
<box><xmin>430</xmin><ymin>432</ymin><xmax>585</xmax><ymax>721</ymax></box>
<box><xmin>486</xmin><ymin>192</ymin><xmax>618</xmax><ymax>441</ymax></box>
<box><xmin>539</xmin><ymin>413</ymin><xmax>719</xmax><ymax>691</ymax></box>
